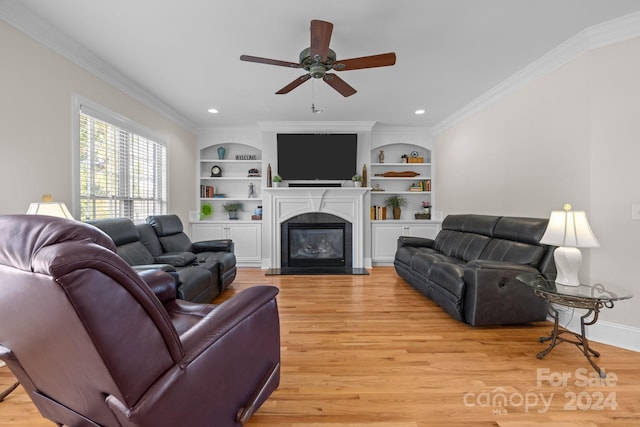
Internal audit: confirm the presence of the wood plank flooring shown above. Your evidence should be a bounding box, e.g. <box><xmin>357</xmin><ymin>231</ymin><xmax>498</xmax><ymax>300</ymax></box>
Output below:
<box><xmin>1</xmin><ymin>267</ymin><xmax>639</xmax><ymax>426</ymax></box>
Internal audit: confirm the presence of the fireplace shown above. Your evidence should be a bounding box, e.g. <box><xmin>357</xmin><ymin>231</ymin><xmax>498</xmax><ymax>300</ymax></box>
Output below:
<box><xmin>262</xmin><ymin>187</ymin><xmax>369</xmax><ymax>271</ymax></box>
<box><xmin>281</xmin><ymin>213</ymin><xmax>352</xmax><ymax>269</ymax></box>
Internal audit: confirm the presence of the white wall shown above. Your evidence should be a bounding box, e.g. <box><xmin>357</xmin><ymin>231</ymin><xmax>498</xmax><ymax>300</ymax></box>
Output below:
<box><xmin>435</xmin><ymin>37</ymin><xmax>640</xmax><ymax>343</ymax></box>
<box><xmin>0</xmin><ymin>20</ymin><xmax>197</xmax><ymax>224</ymax></box>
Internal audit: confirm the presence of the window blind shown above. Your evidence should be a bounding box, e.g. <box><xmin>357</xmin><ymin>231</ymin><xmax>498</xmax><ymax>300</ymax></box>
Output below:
<box><xmin>79</xmin><ymin>109</ymin><xmax>167</xmax><ymax>222</ymax></box>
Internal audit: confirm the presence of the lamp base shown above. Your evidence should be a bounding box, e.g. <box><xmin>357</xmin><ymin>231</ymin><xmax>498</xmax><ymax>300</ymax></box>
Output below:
<box><xmin>553</xmin><ymin>246</ymin><xmax>582</xmax><ymax>286</ymax></box>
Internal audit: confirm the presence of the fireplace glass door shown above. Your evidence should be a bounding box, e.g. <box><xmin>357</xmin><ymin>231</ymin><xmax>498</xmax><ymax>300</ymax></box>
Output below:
<box><xmin>287</xmin><ymin>223</ymin><xmax>346</xmax><ymax>268</ymax></box>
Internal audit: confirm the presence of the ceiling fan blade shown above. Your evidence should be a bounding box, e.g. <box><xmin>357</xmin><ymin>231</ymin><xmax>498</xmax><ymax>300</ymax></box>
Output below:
<box><xmin>323</xmin><ymin>73</ymin><xmax>357</xmax><ymax>97</ymax></box>
<box><xmin>333</xmin><ymin>52</ymin><xmax>396</xmax><ymax>71</ymax></box>
<box><xmin>310</xmin><ymin>20</ymin><xmax>333</xmax><ymax>62</ymax></box>
<box><xmin>276</xmin><ymin>74</ymin><xmax>312</xmax><ymax>94</ymax></box>
<box><xmin>240</xmin><ymin>55</ymin><xmax>301</xmax><ymax>68</ymax></box>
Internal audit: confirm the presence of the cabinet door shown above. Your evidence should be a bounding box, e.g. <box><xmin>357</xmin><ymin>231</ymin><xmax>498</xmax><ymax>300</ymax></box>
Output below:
<box><xmin>371</xmin><ymin>224</ymin><xmax>406</xmax><ymax>264</ymax></box>
<box><xmin>191</xmin><ymin>223</ymin><xmax>227</xmax><ymax>241</ymax></box>
<box><xmin>228</xmin><ymin>223</ymin><xmax>262</xmax><ymax>264</ymax></box>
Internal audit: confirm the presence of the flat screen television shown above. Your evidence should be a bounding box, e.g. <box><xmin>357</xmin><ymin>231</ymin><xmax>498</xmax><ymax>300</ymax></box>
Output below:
<box><xmin>277</xmin><ymin>133</ymin><xmax>357</xmax><ymax>181</ymax></box>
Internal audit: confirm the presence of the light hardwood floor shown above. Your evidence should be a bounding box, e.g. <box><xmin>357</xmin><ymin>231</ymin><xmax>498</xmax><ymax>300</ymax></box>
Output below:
<box><xmin>1</xmin><ymin>267</ymin><xmax>638</xmax><ymax>426</ymax></box>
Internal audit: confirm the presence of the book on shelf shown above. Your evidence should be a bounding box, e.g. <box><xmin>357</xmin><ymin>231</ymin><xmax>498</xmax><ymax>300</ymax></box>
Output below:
<box><xmin>200</xmin><ymin>185</ymin><xmax>215</xmax><ymax>198</ymax></box>
<box><xmin>417</xmin><ymin>179</ymin><xmax>432</xmax><ymax>192</ymax></box>
<box><xmin>370</xmin><ymin>205</ymin><xmax>387</xmax><ymax>220</ymax></box>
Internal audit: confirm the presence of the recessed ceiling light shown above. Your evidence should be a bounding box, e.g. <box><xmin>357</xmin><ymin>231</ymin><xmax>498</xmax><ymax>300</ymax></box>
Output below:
<box><xmin>414</xmin><ymin>109</ymin><xmax>426</xmax><ymax>115</ymax></box>
<box><xmin>207</xmin><ymin>108</ymin><xmax>219</xmax><ymax>114</ymax></box>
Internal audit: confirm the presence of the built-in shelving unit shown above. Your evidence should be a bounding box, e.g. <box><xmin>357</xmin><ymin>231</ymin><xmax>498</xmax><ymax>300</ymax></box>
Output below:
<box><xmin>195</xmin><ymin>142</ymin><xmax>263</xmax><ymax>266</ymax></box>
<box><xmin>368</xmin><ymin>141</ymin><xmax>441</xmax><ymax>265</ymax></box>
<box><xmin>198</xmin><ymin>143</ymin><xmax>263</xmax><ymax>221</ymax></box>
<box><xmin>369</xmin><ymin>143</ymin><xmax>432</xmax><ymax>221</ymax></box>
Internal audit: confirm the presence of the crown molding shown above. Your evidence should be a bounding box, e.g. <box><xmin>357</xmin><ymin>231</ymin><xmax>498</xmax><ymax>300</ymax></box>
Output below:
<box><xmin>0</xmin><ymin>1</ymin><xmax>197</xmax><ymax>133</ymax></box>
<box><xmin>432</xmin><ymin>11</ymin><xmax>640</xmax><ymax>135</ymax></box>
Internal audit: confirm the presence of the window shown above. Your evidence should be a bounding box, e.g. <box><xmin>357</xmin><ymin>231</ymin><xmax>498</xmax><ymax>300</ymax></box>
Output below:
<box><xmin>78</xmin><ymin>105</ymin><xmax>167</xmax><ymax>222</ymax></box>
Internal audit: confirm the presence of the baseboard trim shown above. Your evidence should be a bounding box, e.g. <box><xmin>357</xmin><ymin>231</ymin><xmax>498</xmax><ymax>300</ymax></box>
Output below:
<box><xmin>555</xmin><ymin>309</ymin><xmax>640</xmax><ymax>352</ymax></box>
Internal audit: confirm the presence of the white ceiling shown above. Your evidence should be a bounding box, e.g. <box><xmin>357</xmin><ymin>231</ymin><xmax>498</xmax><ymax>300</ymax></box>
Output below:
<box><xmin>6</xmin><ymin>0</ymin><xmax>640</xmax><ymax>130</ymax></box>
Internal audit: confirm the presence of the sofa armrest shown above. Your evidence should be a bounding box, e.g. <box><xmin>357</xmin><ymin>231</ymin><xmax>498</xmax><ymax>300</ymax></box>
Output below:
<box><xmin>192</xmin><ymin>239</ymin><xmax>234</xmax><ymax>254</ymax></box>
<box><xmin>463</xmin><ymin>260</ymin><xmax>547</xmax><ymax>326</ymax></box>
<box><xmin>106</xmin><ymin>285</ymin><xmax>280</xmax><ymax>426</ymax></box>
<box><xmin>137</xmin><ymin>269</ymin><xmax>178</xmax><ymax>304</ymax></box>
<box><xmin>155</xmin><ymin>252</ymin><xmax>198</xmax><ymax>267</ymax></box>
<box><xmin>397</xmin><ymin>236</ymin><xmax>435</xmax><ymax>249</ymax></box>
<box><xmin>179</xmin><ymin>285</ymin><xmax>279</xmax><ymax>363</ymax></box>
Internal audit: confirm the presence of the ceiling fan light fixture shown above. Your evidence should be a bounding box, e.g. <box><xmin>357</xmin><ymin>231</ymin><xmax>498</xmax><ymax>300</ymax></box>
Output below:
<box><xmin>309</xmin><ymin>64</ymin><xmax>326</xmax><ymax>79</ymax></box>
<box><xmin>240</xmin><ymin>20</ymin><xmax>396</xmax><ymax>98</ymax></box>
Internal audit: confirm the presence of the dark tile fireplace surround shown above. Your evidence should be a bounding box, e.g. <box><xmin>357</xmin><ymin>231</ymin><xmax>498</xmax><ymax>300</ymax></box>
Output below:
<box><xmin>266</xmin><ymin>212</ymin><xmax>367</xmax><ymax>275</ymax></box>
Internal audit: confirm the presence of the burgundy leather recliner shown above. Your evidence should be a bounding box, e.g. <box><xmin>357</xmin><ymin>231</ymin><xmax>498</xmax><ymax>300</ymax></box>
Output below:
<box><xmin>0</xmin><ymin>214</ymin><xmax>280</xmax><ymax>427</ymax></box>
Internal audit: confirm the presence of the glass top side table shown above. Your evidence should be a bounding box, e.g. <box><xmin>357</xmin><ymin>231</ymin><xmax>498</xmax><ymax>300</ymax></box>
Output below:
<box><xmin>516</xmin><ymin>273</ymin><xmax>633</xmax><ymax>378</ymax></box>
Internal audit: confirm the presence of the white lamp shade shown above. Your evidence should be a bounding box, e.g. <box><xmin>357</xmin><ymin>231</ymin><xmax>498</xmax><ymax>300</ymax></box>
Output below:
<box><xmin>26</xmin><ymin>201</ymin><xmax>74</xmax><ymax>219</ymax></box>
<box><xmin>540</xmin><ymin>210</ymin><xmax>599</xmax><ymax>248</ymax></box>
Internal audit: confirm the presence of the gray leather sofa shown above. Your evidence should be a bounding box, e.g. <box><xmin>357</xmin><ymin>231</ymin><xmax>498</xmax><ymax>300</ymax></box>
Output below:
<box><xmin>394</xmin><ymin>214</ymin><xmax>556</xmax><ymax>326</ymax></box>
<box><xmin>146</xmin><ymin>215</ymin><xmax>237</xmax><ymax>290</ymax></box>
<box><xmin>87</xmin><ymin>217</ymin><xmax>235</xmax><ymax>303</ymax></box>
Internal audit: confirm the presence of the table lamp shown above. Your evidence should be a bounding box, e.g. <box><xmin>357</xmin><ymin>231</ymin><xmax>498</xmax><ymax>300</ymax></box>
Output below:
<box><xmin>539</xmin><ymin>204</ymin><xmax>599</xmax><ymax>286</ymax></box>
<box><xmin>26</xmin><ymin>194</ymin><xmax>73</xmax><ymax>219</ymax></box>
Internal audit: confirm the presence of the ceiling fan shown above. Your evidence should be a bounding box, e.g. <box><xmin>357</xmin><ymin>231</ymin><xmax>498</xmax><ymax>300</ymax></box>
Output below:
<box><xmin>240</xmin><ymin>19</ymin><xmax>396</xmax><ymax>97</ymax></box>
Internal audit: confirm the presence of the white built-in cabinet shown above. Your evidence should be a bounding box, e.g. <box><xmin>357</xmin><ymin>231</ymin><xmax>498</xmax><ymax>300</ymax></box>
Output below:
<box><xmin>191</xmin><ymin>222</ymin><xmax>262</xmax><ymax>266</ymax></box>
<box><xmin>193</xmin><ymin>142</ymin><xmax>263</xmax><ymax>266</ymax></box>
<box><xmin>369</xmin><ymin>140</ymin><xmax>441</xmax><ymax>265</ymax></box>
<box><xmin>371</xmin><ymin>221</ymin><xmax>440</xmax><ymax>264</ymax></box>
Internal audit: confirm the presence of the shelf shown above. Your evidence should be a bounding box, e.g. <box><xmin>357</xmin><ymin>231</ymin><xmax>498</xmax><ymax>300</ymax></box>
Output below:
<box><xmin>371</xmin><ymin>219</ymin><xmax>441</xmax><ymax>223</ymax></box>
<box><xmin>371</xmin><ymin>162</ymin><xmax>431</xmax><ymax>166</ymax></box>
<box><xmin>370</xmin><ymin>191</ymin><xmax>431</xmax><ymax>195</ymax></box>
<box><xmin>201</xmin><ymin>159</ymin><xmax>261</xmax><ymax>163</ymax></box>
<box><xmin>370</xmin><ymin>176</ymin><xmax>430</xmax><ymax>180</ymax></box>
<box><xmin>200</xmin><ymin>197</ymin><xmax>262</xmax><ymax>201</ymax></box>
<box><xmin>192</xmin><ymin>219</ymin><xmax>263</xmax><ymax>224</ymax></box>
<box><xmin>200</xmin><ymin>176</ymin><xmax>262</xmax><ymax>180</ymax></box>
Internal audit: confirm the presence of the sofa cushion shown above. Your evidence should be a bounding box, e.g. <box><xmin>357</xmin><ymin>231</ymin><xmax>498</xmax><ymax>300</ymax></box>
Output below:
<box><xmin>479</xmin><ymin>239</ymin><xmax>545</xmax><ymax>266</ymax></box>
<box><xmin>412</xmin><ymin>252</ymin><xmax>463</xmax><ymax>277</ymax></box>
<box><xmin>395</xmin><ymin>246</ymin><xmax>438</xmax><ymax>266</ymax></box>
<box><xmin>429</xmin><ymin>263</ymin><xmax>466</xmax><ymax>299</ymax></box>
<box><xmin>136</xmin><ymin>224</ymin><xmax>165</xmax><ymax>257</ymax></box>
<box><xmin>117</xmin><ymin>242</ymin><xmax>156</xmax><ymax>266</ymax></box>
<box><xmin>492</xmin><ymin>216</ymin><xmax>548</xmax><ymax>245</ymax></box>
<box><xmin>87</xmin><ymin>217</ymin><xmax>138</xmax><ymax>246</ymax></box>
<box><xmin>158</xmin><ymin>233</ymin><xmax>194</xmax><ymax>253</ymax></box>
<box><xmin>433</xmin><ymin>230</ymin><xmax>491</xmax><ymax>262</ymax></box>
<box><xmin>442</xmin><ymin>214</ymin><xmax>500</xmax><ymax>236</ymax></box>
<box><xmin>87</xmin><ymin>218</ymin><xmax>157</xmax><ymax>266</ymax></box>
<box><xmin>146</xmin><ymin>214</ymin><xmax>184</xmax><ymax>236</ymax></box>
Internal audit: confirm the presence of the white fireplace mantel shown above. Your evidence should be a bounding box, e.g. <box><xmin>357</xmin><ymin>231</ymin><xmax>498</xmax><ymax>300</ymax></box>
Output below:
<box><xmin>262</xmin><ymin>187</ymin><xmax>369</xmax><ymax>269</ymax></box>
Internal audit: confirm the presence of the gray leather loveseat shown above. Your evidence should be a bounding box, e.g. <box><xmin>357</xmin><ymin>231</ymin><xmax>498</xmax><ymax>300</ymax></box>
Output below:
<box><xmin>88</xmin><ymin>216</ymin><xmax>236</xmax><ymax>303</ymax></box>
<box><xmin>394</xmin><ymin>214</ymin><xmax>556</xmax><ymax>326</ymax></box>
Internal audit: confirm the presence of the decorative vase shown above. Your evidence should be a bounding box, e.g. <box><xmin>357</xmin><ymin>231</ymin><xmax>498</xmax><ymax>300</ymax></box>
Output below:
<box><xmin>378</xmin><ymin>150</ymin><xmax>385</xmax><ymax>163</ymax></box>
<box><xmin>362</xmin><ymin>164</ymin><xmax>367</xmax><ymax>187</ymax></box>
<box><xmin>272</xmin><ymin>181</ymin><xmax>281</xmax><ymax>188</ymax></box>
<box><xmin>228</xmin><ymin>210</ymin><xmax>238</xmax><ymax>220</ymax></box>
<box><xmin>217</xmin><ymin>146</ymin><xmax>226</xmax><ymax>160</ymax></box>
<box><xmin>353</xmin><ymin>181</ymin><xmax>362</xmax><ymax>187</ymax></box>
<box><xmin>393</xmin><ymin>207</ymin><xmax>401</xmax><ymax>220</ymax></box>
